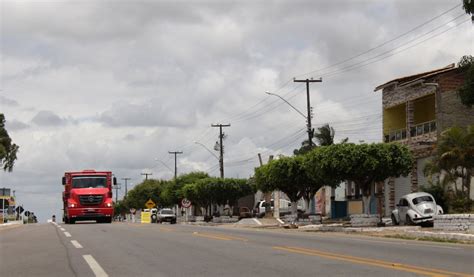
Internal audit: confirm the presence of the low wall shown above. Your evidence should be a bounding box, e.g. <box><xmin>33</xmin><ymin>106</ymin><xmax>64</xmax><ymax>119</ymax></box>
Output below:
<box><xmin>433</xmin><ymin>214</ymin><xmax>474</xmax><ymax>232</ymax></box>
<box><xmin>281</xmin><ymin>214</ymin><xmax>322</xmax><ymax>224</ymax></box>
<box><xmin>350</xmin><ymin>214</ymin><xmax>378</xmax><ymax>227</ymax></box>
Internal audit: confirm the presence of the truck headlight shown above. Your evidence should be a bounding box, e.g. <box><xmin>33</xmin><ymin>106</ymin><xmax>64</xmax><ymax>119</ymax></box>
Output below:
<box><xmin>68</xmin><ymin>203</ymin><xmax>76</xmax><ymax>208</ymax></box>
<box><xmin>106</xmin><ymin>203</ymin><xmax>113</xmax><ymax>207</ymax></box>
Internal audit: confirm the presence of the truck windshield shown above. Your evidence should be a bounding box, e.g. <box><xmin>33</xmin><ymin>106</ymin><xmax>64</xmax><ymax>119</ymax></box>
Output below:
<box><xmin>72</xmin><ymin>176</ymin><xmax>107</xmax><ymax>188</ymax></box>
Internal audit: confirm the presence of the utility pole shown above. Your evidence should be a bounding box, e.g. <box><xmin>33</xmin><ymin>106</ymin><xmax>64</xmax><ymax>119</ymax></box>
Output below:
<box><xmin>121</xmin><ymin>178</ymin><xmax>131</xmax><ymax>198</ymax></box>
<box><xmin>113</xmin><ymin>184</ymin><xmax>121</xmax><ymax>203</ymax></box>
<box><xmin>141</xmin><ymin>172</ymin><xmax>152</xmax><ymax>180</ymax></box>
<box><xmin>211</xmin><ymin>123</ymin><xmax>231</xmax><ymax>178</ymax></box>
<box><xmin>293</xmin><ymin>78</ymin><xmax>322</xmax><ymax>148</ymax></box>
<box><xmin>168</xmin><ymin>151</ymin><xmax>183</xmax><ymax>180</ymax></box>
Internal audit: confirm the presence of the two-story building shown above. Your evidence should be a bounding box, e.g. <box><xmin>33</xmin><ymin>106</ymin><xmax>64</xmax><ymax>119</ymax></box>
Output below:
<box><xmin>374</xmin><ymin>63</ymin><xmax>474</xmax><ymax>216</ymax></box>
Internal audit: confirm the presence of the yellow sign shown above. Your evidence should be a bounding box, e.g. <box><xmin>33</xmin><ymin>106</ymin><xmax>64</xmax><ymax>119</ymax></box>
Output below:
<box><xmin>145</xmin><ymin>199</ymin><xmax>156</xmax><ymax>209</ymax></box>
<box><xmin>141</xmin><ymin>211</ymin><xmax>151</xmax><ymax>224</ymax></box>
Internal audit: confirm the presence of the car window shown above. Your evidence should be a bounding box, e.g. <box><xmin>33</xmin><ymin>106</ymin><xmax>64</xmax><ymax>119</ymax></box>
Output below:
<box><xmin>412</xmin><ymin>196</ymin><xmax>433</xmax><ymax>205</ymax></box>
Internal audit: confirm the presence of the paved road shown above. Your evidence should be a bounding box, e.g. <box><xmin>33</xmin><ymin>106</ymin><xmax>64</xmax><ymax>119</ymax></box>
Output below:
<box><xmin>1</xmin><ymin>222</ymin><xmax>473</xmax><ymax>277</ymax></box>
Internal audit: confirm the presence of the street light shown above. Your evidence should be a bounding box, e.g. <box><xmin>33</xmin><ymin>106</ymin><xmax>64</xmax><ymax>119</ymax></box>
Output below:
<box><xmin>265</xmin><ymin>91</ymin><xmax>307</xmax><ymax>119</ymax></box>
<box><xmin>194</xmin><ymin>141</ymin><xmax>219</xmax><ymax>160</ymax></box>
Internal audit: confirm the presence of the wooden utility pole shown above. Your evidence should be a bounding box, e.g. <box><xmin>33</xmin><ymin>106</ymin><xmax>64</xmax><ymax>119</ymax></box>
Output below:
<box><xmin>293</xmin><ymin>78</ymin><xmax>322</xmax><ymax>148</ymax></box>
<box><xmin>168</xmin><ymin>151</ymin><xmax>183</xmax><ymax>180</ymax></box>
<box><xmin>141</xmin><ymin>172</ymin><xmax>152</xmax><ymax>180</ymax></box>
<box><xmin>211</xmin><ymin>123</ymin><xmax>231</xmax><ymax>178</ymax></box>
<box><xmin>121</xmin><ymin>178</ymin><xmax>131</xmax><ymax>198</ymax></box>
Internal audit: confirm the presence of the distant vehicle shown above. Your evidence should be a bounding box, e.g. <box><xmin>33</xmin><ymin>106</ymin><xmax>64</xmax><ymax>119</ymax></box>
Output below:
<box><xmin>391</xmin><ymin>192</ymin><xmax>443</xmax><ymax>226</ymax></box>
<box><xmin>157</xmin><ymin>208</ymin><xmax>176</xmax><ymax>224</ymax></box>
<box><xmin>62</xmin><ymin>169</ymin><xmax>115</xmax><ymax>224</ymax></box>
<box><xmin>253</xmin><ymin>199</ymin><xmax>302</xmax><ymax>218</ymax></box>
<box><xmin>238</xmin><ymin>207</ymin><xmax>252</xmax><ymax>220</ymax></box>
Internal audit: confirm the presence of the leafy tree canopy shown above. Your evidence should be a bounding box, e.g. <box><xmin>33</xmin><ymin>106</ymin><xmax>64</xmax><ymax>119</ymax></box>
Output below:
<box><xmin>458</xmin><ymin>55</ymin><xmax>474</xmax><ymax>108</ymax></box>
<box><xmin>0</xmin><ymin>114</ymin><xmax>19</xmax><ymax>172</ymax></box>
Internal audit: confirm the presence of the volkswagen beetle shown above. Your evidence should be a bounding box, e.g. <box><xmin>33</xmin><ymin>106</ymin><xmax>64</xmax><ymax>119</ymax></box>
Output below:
<box><xmin>391</xmin><ymin>192</ymin><xmax>443</xmax><ymax>226</ymax></box>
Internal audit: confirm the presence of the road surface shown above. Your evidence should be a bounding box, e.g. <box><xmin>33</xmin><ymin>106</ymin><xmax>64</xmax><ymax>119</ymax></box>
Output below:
<box><xmin>1</xmin><ymin>222</ymin><xmax>473</xmax><ymax>276</ymax></box>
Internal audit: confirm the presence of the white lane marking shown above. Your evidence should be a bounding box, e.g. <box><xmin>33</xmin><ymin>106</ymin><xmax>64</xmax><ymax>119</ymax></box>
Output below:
<box><xmin>71</xmin><ymin>240</ymin><xmax>83</xmax><ymax>248</ymax></box>
<box><xmin>60</xmin><ymin>228</ymin><xmax>66</xmax><ymax>231</ymax></box>
<box><xmin>83</xmin><ymin>255</ymin><xmax>108</xmax><ymax>277</ymax></box>
<box><xmin>64</xmin><ymin>232</ymin><xmax>72</xmax><ymax>237</ymax></box>
<box><xmin>252</xmin><ymin>218</ymin><xmax>263</xmax><ymax>225</ymax></box>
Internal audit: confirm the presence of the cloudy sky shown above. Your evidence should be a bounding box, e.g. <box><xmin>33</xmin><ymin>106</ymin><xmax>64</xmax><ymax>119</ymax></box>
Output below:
<box><xmin>1</xmin><ymin>0</ymin><xmax>472</xmax><ymax>221</ymax></box>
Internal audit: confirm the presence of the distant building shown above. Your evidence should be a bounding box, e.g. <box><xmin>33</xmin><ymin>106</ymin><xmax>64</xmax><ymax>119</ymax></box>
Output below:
<box><xmin>374</xmin><ymin>63</ymin><xmax>474</xmax><ymax>215</ymax></box>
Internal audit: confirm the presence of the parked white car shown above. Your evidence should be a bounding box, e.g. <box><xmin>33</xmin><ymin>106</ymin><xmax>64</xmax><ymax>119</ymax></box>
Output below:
<box><xmin>391</xmin><ymin>192</ymin><xmax>443</xmax><ymax>226</ymax></box>
<box><xmin>253</xmin><ymin>199</ymin><xmax>303</xmax><ymax>218</ymax></box>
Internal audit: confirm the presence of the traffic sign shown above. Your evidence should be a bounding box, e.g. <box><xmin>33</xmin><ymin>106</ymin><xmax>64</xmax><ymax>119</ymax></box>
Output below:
<box><xmin>15</xmin><ymin>206</ymin><xmax>24</xmax><ymax>214</ymax></box>
<box><xmin>145</xmin><ymin>199</ymin><xmax>156</xmax><ymax>209</ymax></box>
<box><xmin>181</xmin><ymin>198</ymin><xmax>192</xmax><ymax>208</ymax></box>
<box><xmin>129</xmin><ymin>208</ymin><xmax>136</xmax><ymax>214</ymax></box>
<box><xmin>24</xmin><ymin>211</ymin><xmax>30</xmax><ymax>217</ymax></box>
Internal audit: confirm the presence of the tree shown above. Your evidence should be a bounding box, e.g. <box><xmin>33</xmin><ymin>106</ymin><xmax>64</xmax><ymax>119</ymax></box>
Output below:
<box><xmin>457</xmin><ymin>55</ymin><xmax>474</xmax><ymax>108</ymax></box>
<box><xmin>463</xmin><ymin>0</ymin><xmax>474</xmax><ymax>21</ymax></box>
<box><xmin>161</xmin><ymin>171</ymin><xmax>209</xmax><ymax>206</ymax></box>
<box><xmin>124</xmin><ymin>179</ymin><xmax>169</xmax><ymax>209</ymax></box>
<box><xmin>306</xmin><ymin>143</ymin><xmax>413</xmax><ymax>214</ymax></box>
<box><xmin>0</xmin><ymin>114</ymin><xmax>19</xmax><ymax>172</ymax></box>
<box><xmin>424</xmin><ymin>125</ymin><xmax>474</xmax><ymax>211</ymax></box>
<box><xmin>255</xmin><ymin>156</ymin><xmax>307</xmax><ymax>215</ymax></box>
<box><xmin>314</xmin><ymin>124</ymin><xmax>335</xmax><ymax>146</ymax></box>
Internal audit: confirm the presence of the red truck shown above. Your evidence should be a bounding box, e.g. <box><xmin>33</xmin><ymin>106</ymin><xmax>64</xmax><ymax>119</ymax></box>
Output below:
<box><xmin>62</xmin><ymin>169</ymin><xmax>116</xmax><ymax>224</ymax></box>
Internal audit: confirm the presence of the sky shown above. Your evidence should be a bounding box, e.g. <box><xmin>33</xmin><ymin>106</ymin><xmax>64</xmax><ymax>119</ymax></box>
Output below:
<box><xmin>1</xmin><ymin>0</ymin><xmax>472</xmax><ymax>222</ymax></box>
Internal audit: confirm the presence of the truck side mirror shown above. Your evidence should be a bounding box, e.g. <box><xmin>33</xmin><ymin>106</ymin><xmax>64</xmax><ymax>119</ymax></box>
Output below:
<box><xmin>62</xmin><ymin>177</ymin><xmax>66</xmax><ymax>185</ymax></box>
<box><xmin>113</xmin><ymin>177</ymin><xmax>117</xmax><ymax>185</ymax></box>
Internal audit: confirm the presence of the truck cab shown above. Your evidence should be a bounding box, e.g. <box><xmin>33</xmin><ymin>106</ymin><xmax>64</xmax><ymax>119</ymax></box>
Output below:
<box><xmin>62</xmin><ymin>170</ymin><xmax>115</xmax><ymax>224</ymax></box>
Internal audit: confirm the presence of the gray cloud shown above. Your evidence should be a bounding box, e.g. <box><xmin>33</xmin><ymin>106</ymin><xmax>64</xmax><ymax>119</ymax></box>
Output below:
<box><xmin>31</xmin><ymin>110</ymin><xmax>67</xmax><ymax>126</ymax></box>
<box><xmin>5</xmin><ymin>119</ymin><xmax>29</xmax><ymax>131</ymax></box>
<box><xmin>0</xmin><ymin>95</ymin><xmax>19</xmax><ymax>106</ymax></box>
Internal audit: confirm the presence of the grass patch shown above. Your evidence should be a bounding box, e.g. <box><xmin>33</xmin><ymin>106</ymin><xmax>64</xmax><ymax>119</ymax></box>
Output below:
<box><xmin>383</xmin><ymin>234</ymin><xmax>474</xmax><ymax>244</ymax></box>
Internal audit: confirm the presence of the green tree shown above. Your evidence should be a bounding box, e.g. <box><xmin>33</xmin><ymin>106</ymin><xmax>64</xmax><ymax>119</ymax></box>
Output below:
<box><xmin>0</xmin><ymin>114</ymin><xmax>19</xmax><ymax>172</ymax></box>
<box><xmin>424</xmin><ymin>125</ymin><xmax>474</xmax><ymax>211</ymax></box>
<box><xmin>306</xmin><ymin>143</ymin><xmax>413</xmax><ymax>214</ymax></box>
<box><xmin>124</xmin><ymin>179</ymin><xmax>168</xmax><ymax>209</ymax></box>
<box><xmin>161</xmin><ymin>171</ymin><xmax>209</xmax><ymax>206</ymax></box>
<box><xmin>457</xmin><ymin>55</ymin><xmax>474</xmax><ymax>108</ymax></box>
<box><xmin>254</xmin><ymin>156</ymin><xmax>305</xmax><ymax>215</ymax></box>
<box><xmin>314</xmin><ymin>124</ymin><xmax>335</xmax><ymax>146</ymax></box>
<box><xmin>463</xmin><ymin>0</ymin><xmax>474</xmax><ymax>21</ymax></box>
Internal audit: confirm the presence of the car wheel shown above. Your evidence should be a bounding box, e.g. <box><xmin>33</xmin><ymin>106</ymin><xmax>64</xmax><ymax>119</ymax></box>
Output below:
<box><xmin>391</xmin><ymin>214</ymin><xmax>399</xmax><ymax>226</ymax></box>
<box><xmin>405</xmin><ymin>215</ymin><xmax>414</xmax><ymax>226</ymax></box>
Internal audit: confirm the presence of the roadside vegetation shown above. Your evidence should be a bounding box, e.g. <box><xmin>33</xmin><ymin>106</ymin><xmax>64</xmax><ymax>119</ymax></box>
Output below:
<box><xmin>423</xmin><ymin>125</ymin><xmax>474</xmax><ymax>213</ymax></box>
<box><xmin>0</xmin><ymin>114</ymin><xmax>19</xmax><ymax>172</ymax></box>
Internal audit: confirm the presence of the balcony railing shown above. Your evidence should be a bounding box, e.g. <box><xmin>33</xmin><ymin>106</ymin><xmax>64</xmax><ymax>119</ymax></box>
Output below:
<box><xmin>384</xmin><ymin>120</ymin><xmax>436</xmax><ymax>143</ymax></box>
<box><xmin>410</xmin><ymin>120</ymin><xmax>436</xmax><ymax>137</ymax></box>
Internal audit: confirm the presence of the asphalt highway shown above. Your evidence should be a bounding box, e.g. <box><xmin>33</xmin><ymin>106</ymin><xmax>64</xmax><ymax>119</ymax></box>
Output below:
<box><xmin>1</xmin><ymin>222</ymin><xmax>473</xmax><ymax>277</ymax></box>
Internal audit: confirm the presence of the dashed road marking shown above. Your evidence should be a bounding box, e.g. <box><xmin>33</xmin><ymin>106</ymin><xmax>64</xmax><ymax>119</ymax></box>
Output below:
<box><xmin>64</xmin><ymin>232</ymin><xmax>72</xmax><ymax>237</ymax></box>
<box><xmin>60</xmin><ymin>228</ymin><xmax>66</xmax><ymax>231</ymax></box>
<box><xmin>83</xmin><ymin>255</ymin><xmax>108</xmax><ymax>277</ymax></box>
<box><xmin>71</xmin><ymin>240</ymin><xmax>83</xmax><ymax>248</ymax></box>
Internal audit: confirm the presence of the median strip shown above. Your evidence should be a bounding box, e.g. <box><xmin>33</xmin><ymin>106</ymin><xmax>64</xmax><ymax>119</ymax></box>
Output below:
<box><xmin>83</xmin><ymin>255</ymin><xmax>108</xmax><ymax>277</ymax></box>
<box><xmin>273</xmin><ymin>246</ymin><xmax>472</xmax><ymax>277</ymax></box>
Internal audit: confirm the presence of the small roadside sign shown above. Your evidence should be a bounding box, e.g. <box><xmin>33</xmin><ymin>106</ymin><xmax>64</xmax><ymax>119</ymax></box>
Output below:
<box><xmin>181</xmin><ymin>198</ymin><xmax>192</xmax><ymax>208</ymax></box>
<box><xmin>145</xmin><ymin>199</ymin><xmax>156</xmax><ymax>209</ymax></box>
<box><xmin>141</xmin><ymin>211</ymin><xmax>151</xmax><ymax>224</ymax></box>
<box><xmin>130</xmin><ymin>208</ymin><xmax>136</xmax><ymax>214</ymax></box>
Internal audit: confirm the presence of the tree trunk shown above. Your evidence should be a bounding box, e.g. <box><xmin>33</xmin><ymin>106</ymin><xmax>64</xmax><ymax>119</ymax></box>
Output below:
<box><xmin>362</xmin><ymin>195</ymin><xmax>372</xmax><ymax>215</ymax></box>
<box><xmin>291</xmin><ymin>201</ymin><xmax>298</xmax><ymax>216</ymax></box>
<box><xmin>304</xmin><ymin>198</ymin><xmax>310</xmax><ymax>215</ymax></box>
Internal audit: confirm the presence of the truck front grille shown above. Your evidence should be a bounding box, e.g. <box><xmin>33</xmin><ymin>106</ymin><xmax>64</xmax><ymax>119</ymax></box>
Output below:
<box><xmin>79</xmin><ymin>195</ymin><xmax>103</xmax><ymax>206</ymax></box>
